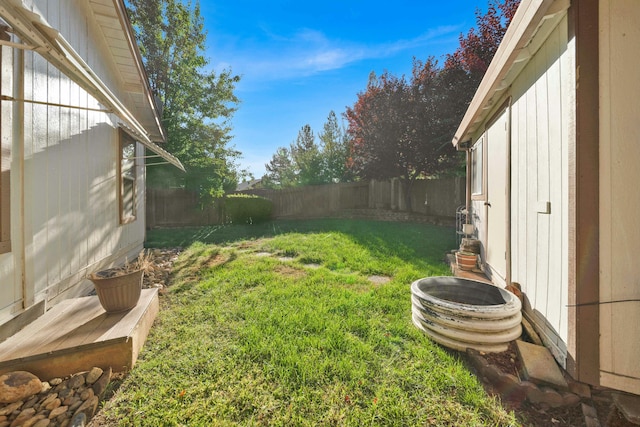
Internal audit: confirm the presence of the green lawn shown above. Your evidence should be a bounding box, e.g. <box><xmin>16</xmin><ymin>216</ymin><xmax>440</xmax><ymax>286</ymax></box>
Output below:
<box><xmin>102</xmin><ymin>219</ymin><xmax>517</xmax><ymax>426</ymax></box>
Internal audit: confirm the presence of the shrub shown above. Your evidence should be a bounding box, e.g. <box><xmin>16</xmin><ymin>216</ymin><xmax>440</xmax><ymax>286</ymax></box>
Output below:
<box><xmin>223</xmin><ymin>194</ymin><xmax>272</xmax><ymax>224</ymax></box>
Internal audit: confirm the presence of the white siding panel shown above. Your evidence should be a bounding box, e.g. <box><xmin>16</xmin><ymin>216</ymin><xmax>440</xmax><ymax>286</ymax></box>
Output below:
<box><xmin>524</xmin><ymin>59</ymin><xmax>540</xmax><ymax>314</ymax></box>
<box><xmin>30</xmin><ymin>51</ymin><xmax>50</xmax><ymax>297</ymax></box>
<box><xmin>0</xmin><ymin>44</ymin><xmax>18</xmax><ymax>318</ymax></box>
<box><xmin>9</xmin><ymin>0</ymin><xmax>147</xmax><ymax>315</ymax></box>
<box><xmin>540</xmin><ymin>21</ymin><xmax>565</xmax><ymax>336</ymax></box>
<box><xmin>534</xmin><ymin>42</ymin><xmax>550</xmax><ymax>319</ymax></box>
<box><xmin>509</xmin><ymin>16</ymin><xmax>571</xmax><ymax>364</ymax></box>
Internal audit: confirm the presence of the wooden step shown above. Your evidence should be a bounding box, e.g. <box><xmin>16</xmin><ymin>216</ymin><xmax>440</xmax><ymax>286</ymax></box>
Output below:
<box><xmin>0</xmin><ymin>288</ymin><xmax>159</xmax><ymax>380</ymax></box>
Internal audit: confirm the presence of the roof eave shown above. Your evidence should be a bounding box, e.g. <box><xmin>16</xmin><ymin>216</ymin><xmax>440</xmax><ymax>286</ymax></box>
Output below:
<box><xmin>111</xmin><ymin>0</ymin><xmax>166</xmax><ymax>143</ymax></box>
<box><xmin>452</xmin><ymin>0</ymin><xmax>570</xmax><ymax>147</ymax></box>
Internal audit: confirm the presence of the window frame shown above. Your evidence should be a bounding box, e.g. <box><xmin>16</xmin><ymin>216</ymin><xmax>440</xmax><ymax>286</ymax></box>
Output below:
<box><xmin>470</xmin><ymin>136</ymin><xmax>485</xmax><ymax>199</ymax></box>
<box><xmin>118</xmin><ymin>128</ymin><xmax>137</xmax><ymax>225</ymax></box>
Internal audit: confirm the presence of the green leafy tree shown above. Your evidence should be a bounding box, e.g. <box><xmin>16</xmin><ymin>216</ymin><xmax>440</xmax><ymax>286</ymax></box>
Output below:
<box><xmin>290</xmin><ymin>124</ymin><xmax>324</xmax><ymax>186</ymax></box>
<box><xmin>127</xmin><ymin>0</ymin><xmax>244</xmax><ymax>201</ymax></box>
<box><xmin>263</xmin><ymin>115</ymin><xmax>353</xmax><ymax>189</ymax></box>
<box><xmin>318</xmin><ymin>111</ymin><xmax>351</xmax><ymax>183</ymax></box>
<box><xmin>262</xmin><ymin>147</ymin><xmax>297</xmax><ymax>189</ymax></box>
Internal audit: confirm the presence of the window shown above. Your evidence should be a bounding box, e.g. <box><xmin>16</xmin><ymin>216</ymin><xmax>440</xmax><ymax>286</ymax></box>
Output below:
<box><xmin>0</xmin><ymin>47</ymin><xmax>10</xmax><ymax>254</ymax></box>
<box><xmin>471</xmin><ymin>137</ymin><xmax>483</xmax><ymax>196</ymax></box>
<box><xmin>119</xmin><ymin>129</ymin><xmax>137</xmax><ymax>224</ymax></box>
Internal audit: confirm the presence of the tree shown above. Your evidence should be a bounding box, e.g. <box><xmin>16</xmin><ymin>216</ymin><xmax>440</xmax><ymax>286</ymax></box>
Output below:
<box><xmin>262</xmin><ymin>147</ymin><xmax>297</xmax><ymax>189</ymax></box>
<box><xmin>444</xmin><ymin>0</ymin><xmax>520</xmax><ymax>104</ymax></box>
<box><xmin>127</xmin><ymin>0</ymin><xmax>244</xmax><ymax>201</ymax></box>
<box><xmin>262</xmin><ymin>113</ymin><xmax>354</xmax><ymax>189</ymax></box>
<box><xmin>290</xmin><ymin>124</ymin><xmax>324</xmax><ymax>186</ymax></box>
<box><xmin>345</xmin><ymin>60</ymin><xmax>460</xmax><ymax>210</ymax></box>
<box><xmin>344</xmin><ymin>0</ymin><xmax>520</xmax><ymax>210</ymax></box>
<box><xmin>318</xmin><ymin>111</ymin><xmax>351</xmax><ymax>183</ymax></box>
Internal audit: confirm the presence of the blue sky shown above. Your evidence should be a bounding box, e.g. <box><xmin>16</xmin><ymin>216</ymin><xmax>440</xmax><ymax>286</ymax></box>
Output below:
<box><xmin>199</xmin><ymin>1</ymin><xmax>489</xmax><ymax>178</ymax></box>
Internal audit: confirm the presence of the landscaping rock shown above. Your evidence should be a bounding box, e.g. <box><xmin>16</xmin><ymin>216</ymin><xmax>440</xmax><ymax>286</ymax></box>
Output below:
<box><xmin>541</xmin><ymin>387</ymin><xmax>564</xmax><ymax>408</ymax></box>
<box><xmin>612</xmin><ymin>392</ymin><xmax>640</xmax><ymax>424</ymax></box>
<box><xmin>70</xmin><ymin>413</ymin><xmax>86</xmax><ymax>427</ymax></box>
<box><xmin>85</xmin><ymin>368</ymin><xmax>103</xmax><ymax>385</ymax></box>
<box><xmin>0</xmin><ymin>372</ymin><xmax>43</xmax><ymax>404</ymax></box>
<box><xmin>0</xmin><ymin>368</ymin><xmax>110</xmax><ymax>427</ymax></box>
<box><xmin>74</xmin><ymin>395</ymin><xmax>98</xmax><ymax>419</ymax></box>
<box><xmin>48</xmin><ymin>406</ymin><xmax>68</xmax><ymax>419</ymax></box>
<box><xmin>66</xmin><ymin>375</ymin><xmax>84</xmax><ymax>390</ymax></box>
<box><xmin>91</xmin><ymin>367</ymin><xmax>111</xmax><ymax>397</ymax></box>
<box><xmin>22</xmin><ymin>415</ymin><xmax>46</xmax><ymax>427</ymax></box>
<box><xmin>515</xmin><ymin>340</ymin><xmax>568</xmax><ymax>390</ymax></box>
<box><xmin>568</xmin><ymin>379</ymin><xmax>592</xmax><ymax>399</ymax></box>
<box><xmin>10</xmin><ymin>407</ymin><xmax>35</xmax><ymax>427</ymax></box>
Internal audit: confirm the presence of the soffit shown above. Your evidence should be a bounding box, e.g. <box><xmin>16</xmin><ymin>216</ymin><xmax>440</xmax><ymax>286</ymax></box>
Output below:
<box><xmin>87</xmin><ymin>0</ymin><xmax>165</xmax><ymax>143</ymax></box>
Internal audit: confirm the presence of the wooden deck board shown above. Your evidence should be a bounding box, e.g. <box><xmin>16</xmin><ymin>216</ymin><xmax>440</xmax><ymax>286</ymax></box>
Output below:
<box><xmin>0</xmin><ymin>289</ymin><xmax>159</xmax><ymax>379</ymax></box>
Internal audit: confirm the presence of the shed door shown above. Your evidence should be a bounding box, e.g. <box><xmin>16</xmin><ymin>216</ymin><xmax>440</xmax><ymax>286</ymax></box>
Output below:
<box><xmin>485</xmin><ymin>107</ymin><xmax>509</xmax><ymax>283</ymax></box>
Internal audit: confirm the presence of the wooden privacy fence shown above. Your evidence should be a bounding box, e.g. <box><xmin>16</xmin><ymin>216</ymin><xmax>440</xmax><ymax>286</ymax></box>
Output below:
<box><xmin>146</xmin><ymin>177</ymin><xmax>464</xmax><ymax>228</ymax></box>
<box><xmin>243</xmin><ymin>181</ymin><xmax>369</xmax><ymax>218</ymax></box>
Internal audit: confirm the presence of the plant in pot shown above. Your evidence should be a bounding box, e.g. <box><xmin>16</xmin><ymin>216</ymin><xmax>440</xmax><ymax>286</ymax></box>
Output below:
<box><xmin>455</xmin><ymin>251</ymin><xmax>478</xmax><ymax>271</ymax></box>
<box><xmin>88</xmin><ymin>251</ymin><xmax>153</xmax><ymax>313</ymax></box>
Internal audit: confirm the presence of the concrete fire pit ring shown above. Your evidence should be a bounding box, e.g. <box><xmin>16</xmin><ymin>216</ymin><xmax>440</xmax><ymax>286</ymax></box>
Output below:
<box><xmin>411</xmin><ymin>276</ymin><xmax>522</xmax><ymax>353</ymax></box>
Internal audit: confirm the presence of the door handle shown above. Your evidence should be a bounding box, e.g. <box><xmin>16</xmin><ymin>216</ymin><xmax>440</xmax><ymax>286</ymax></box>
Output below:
<box><xmin>484</xmin><ymin>202</ymin><xmax>492</xmax><ymax>207</ymax></box>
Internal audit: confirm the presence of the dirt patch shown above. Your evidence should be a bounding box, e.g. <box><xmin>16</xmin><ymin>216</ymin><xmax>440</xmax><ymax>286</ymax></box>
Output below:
<box><xmin>172</xmin><ymin>249</ymin><xmax>233</xmax><ymax>281</ymax></box>
<box><xmin>273</xmin><ymin>265</ymin><xmax>306</xmax><ymax>279</ymax></box>
<box><xmin>303</xmin><ymin>263</ymin><xmax>321</xmax><ymax>269</ymax></box>
<box><xmin>207</xmin><ymin>254</ymin><xmax>228</xmax><ymax>268</ymax></box>
<box><xmin>236</xmin><ymin>240</ymin><xmax>264</xmax><ymax>250</ymax></box>
<box><xmin>367</xmin><ymin>275</ymin><xmax>392</xmax><ymax>285</ymax></box>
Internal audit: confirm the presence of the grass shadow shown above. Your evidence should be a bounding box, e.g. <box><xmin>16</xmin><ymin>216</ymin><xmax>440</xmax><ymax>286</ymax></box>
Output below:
<box><xmin>147</xmin><ymin>219</ymin><xmax>455</xmax><ymax>276</ymax></box>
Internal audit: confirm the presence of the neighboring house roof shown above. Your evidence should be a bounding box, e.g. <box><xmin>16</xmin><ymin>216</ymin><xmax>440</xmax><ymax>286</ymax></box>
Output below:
<box><xmin>0</xmin><ymin>0</ymin><xmax>184</xmax><ymax>171</ymax></box>
<box><xmin>236</xmin><ymin>179</ymin><xmax>263</xmax><ymax>191</ymax></box>
<box><xmin>452</xmin><ymin>0</ymin><xmax>570</xmax><ymax>147</ymax></box>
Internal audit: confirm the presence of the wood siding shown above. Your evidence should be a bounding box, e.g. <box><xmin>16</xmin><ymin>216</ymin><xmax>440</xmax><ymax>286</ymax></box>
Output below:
<box><xmin>510</xmin><ymin>15</ymin><xmax>572</xmax><ymax>367</ymax></box>
<box><xmin>0</xmin><ymin>0</ymin><xmax>146</xmax><ymax>324</ymax></box>
<box><xmin>469</xmin><ymin>15</ymin><xmax>573</xmax><ymax>366</ymax></box>
<box><xmin>598</xmin><ymin>0</ymin><xmax>640</xmax><ymax>394</ymax></box>
<box><xmin>0</xmin><ymin>43</ymin><xmax>18</xmax><ymax>318</ymax></box>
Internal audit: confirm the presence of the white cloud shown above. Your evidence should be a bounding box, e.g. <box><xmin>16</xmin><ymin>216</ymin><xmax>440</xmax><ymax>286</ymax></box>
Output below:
<box><xmin>210</xmin><ymin>24</ymin><xmax>462</xmax><ymax>84</ymax></box>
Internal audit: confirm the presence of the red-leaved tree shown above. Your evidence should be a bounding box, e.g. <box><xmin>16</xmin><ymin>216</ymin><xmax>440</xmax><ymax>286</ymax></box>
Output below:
<box><xmin>345</xmin><ymin>59</ymin><xmax>460</xmax><ymax>210</ymax></box>
<box><xmin>444</xmin><ymin>0</ymin><xmax>520</xmax><ymax>95</ymax></box>
<box><xmin>345</xmin><ymin>0</ymin><xmax>520</xmax><ymax>210</ymax></box>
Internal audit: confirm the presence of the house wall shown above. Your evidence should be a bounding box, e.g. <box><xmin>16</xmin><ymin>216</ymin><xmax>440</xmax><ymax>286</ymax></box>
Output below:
<box><xmin>598</xmin><ymin>0</ymin><xmax>640</xmax><ymax>395</ymax></box>
<box><xmin>0</xmin><ymin>0</ymin><xmax>146</xmax><ymax>325</ymax></box>
<box><xmin>0</xmin><ymin>43</ymin><xmax>19</xmax><ymax>319</ymax></box>
<box><xmin>470</xmin><ymin>14</ymin><xmax>573</xmax><ymax>366</ymax></box>
<box><xmin>510</xmin><ymin>14</ymin><xmax>573</xmax><ymax>367</ymax></box>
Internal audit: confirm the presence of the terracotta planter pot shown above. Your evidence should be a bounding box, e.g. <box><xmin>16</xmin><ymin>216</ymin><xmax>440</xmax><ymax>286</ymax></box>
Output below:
<box><xmin>455</xmin><ymin>252</ymin><xmax>478</xmax><ymax>271</ymax></box>
<box><xmin>89</xmin><ymin>269</ymin><xmax>144</xmax><ymax>313</ymax></box>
